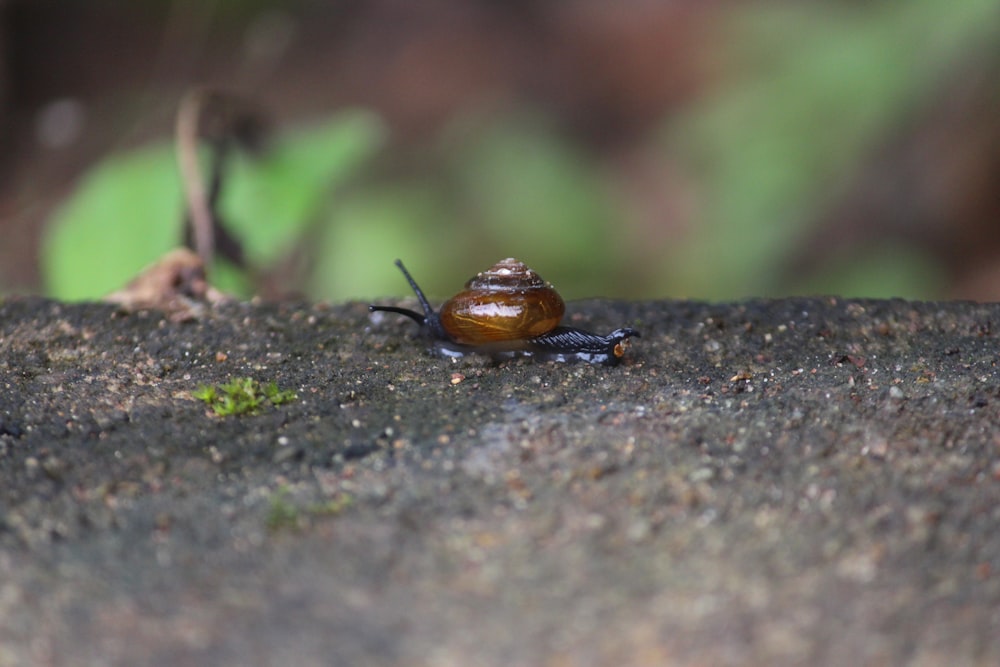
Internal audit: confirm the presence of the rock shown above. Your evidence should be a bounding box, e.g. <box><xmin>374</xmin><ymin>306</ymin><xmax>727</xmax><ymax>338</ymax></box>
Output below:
<box><xmin>1</xmin><ymin>295</ymin><xmax>998</xmax><ymax>665</ymax></box>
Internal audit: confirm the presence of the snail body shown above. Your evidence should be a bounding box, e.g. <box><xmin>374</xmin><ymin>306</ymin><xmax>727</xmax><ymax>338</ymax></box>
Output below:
<box><xmin>369</xmin><ymin>258</ymin><xmax>639</xmax><ymax>365</ymax></box>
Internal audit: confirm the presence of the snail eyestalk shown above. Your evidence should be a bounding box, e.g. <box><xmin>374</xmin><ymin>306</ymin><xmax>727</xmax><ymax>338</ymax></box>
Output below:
<box><xmin>368</xmin><ymin>260</ymin><xmax>450</xmax><ymax>339</ymax></box>
<box><xmin>392</xmin><ymin>259</ymin><xmax>436</xmax><ymax>320</ymax></box>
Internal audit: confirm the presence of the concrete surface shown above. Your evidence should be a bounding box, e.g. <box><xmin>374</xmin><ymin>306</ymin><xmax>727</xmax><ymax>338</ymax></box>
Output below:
<box><xmin>1</xmin><ymin>295</ymin><xmax>998</xmax><ymax>666</ymax></box>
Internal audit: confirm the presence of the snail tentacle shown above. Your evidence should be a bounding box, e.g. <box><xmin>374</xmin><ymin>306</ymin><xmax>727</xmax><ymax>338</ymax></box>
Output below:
<box><xmin>368</xmin><ymin>260</ymin><xmax>450</xmax><ymax>339</ymax></box>
<box><xmin>391</xmin><ymin>259</ymin><xmax>436</xmax><ymax>320</ymax></box>
<box><xmin>366</xmin><ymin>304</ymin><xmax>425</xmax><ymax>326</ymax></box>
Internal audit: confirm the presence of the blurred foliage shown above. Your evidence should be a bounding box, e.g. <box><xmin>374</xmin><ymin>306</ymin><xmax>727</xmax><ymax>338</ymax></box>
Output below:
<box><xmin>42</xmin><ymin>111</ymin><xmax>384</xmax><ymax>300</ymax></box>
<box><xmin>317</xmin><ymin>115</ymin><xmax>622</xmax><ymax>301</ymax></box>
<box><xmin>662</xmin><ymin>0</ymin><xmax>1000</xmax><ymax>298</ymax></box>
<box><xmin>42</xmin><ymin>147</ymin><xmax>183</xmax><ymax>301</ymax></box>
<box><xmin>38</xmin><ymin>0</ymin><xmax>1000</xmax><ymax>302</ymax></box>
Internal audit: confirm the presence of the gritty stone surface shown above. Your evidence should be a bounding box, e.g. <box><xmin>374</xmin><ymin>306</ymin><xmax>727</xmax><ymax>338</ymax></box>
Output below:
<box><xmin>1</xmin><ymin>295</ymin><xmax>999</xmax><ymax>666</ymax></box>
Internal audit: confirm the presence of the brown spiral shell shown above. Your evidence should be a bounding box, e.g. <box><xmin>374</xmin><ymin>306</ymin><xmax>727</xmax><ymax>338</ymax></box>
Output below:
<box><xmin>438</xmin><ymin>258</ymin><xmax>565</xmax><ymax>345</ymax></box>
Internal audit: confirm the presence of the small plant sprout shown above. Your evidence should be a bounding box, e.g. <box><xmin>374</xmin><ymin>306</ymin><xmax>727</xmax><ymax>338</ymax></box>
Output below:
<box><xmin>193</xmin><ymin>377</ymin><xmax>297</xmax><ymax>416</ymax></box>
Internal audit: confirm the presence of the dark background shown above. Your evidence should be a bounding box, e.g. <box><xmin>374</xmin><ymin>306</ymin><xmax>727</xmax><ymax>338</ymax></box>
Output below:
<box><xmin>2</xmin><ymin>0</ymin><xmax>999</xmax><ymax>301</ymax></box>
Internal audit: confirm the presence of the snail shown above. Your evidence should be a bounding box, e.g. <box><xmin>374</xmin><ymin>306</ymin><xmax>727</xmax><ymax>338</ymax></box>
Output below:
<box><xmin>368</xmin><ymin>258</ymin><xmax>639</xmax><ymax>365</ymax></box>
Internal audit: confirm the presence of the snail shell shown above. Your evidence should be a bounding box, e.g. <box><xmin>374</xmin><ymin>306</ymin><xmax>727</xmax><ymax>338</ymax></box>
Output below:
<box><xmin>438</xmin><ymin>258</ymin><xmax>565</xmax><ymax>345</ymax></box>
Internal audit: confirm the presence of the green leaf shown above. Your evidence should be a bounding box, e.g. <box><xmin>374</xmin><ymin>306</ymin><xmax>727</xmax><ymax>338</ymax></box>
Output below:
<box><xmin>222</xmin><ymin>111</ymin><xmax>386</xmax><ymax>266</ymax></box>
<box><xmin>42</xmin><ymin>146</ymin><xmax>182</xmax><ymax>301</ymax></box>
<box><xmin>41</xmin><ymin>110</ymin><xmax>385</xmax><ymax>301</ymax></box>
<box><xmin>309</xmin><ymin>183</ymin><xmax>448</xmax><ymax>300</ymax></box>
